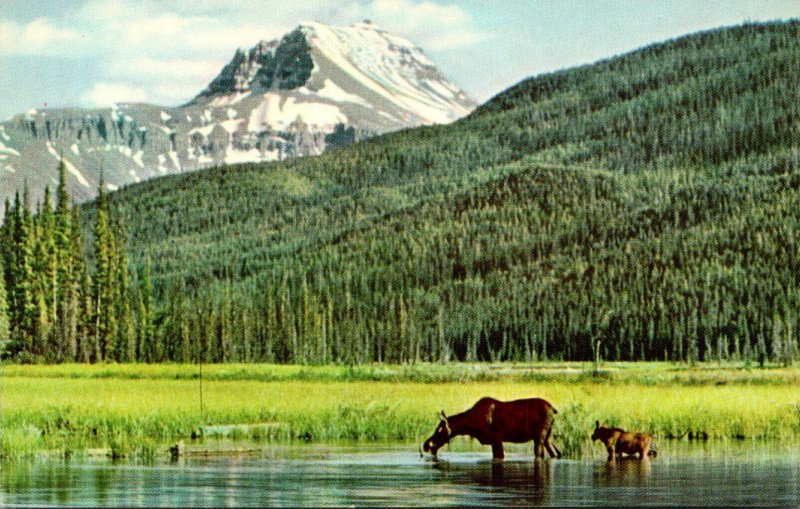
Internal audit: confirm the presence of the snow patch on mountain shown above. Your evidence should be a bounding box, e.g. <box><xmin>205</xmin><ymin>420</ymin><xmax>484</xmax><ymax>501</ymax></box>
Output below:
<box><xmin>247</xmin><ymin>94</ymin><xmax>348</xmax><ymax>131</ymax></box>
<box><xmin>189</xmin><ymin>124</ymin><xmax>216</xmax><ymax>138</ymax></box>
<box><xmin>169</xmin><ymin>151</ymin><xmax>181</xmax><ymax>171</ymax></box>
<box><xmin>158</xmin><ymin>154</ymin><xmax>168</xmax><ymax>173</ymax></box>
<box><xmin>0</xmin><ymin>141</ymin><xmax>20</xmax><ymax>156</ymax></box>
<box><xmin>298</xmin><ymin>21</ymin><xmax>471</xmax><ymax>125</ymax></box>
<box><xmin>208</xmin><ymin>92</ymin><xmax>251</xmax><ymax>107</ymax></box>
<box><xmin>45</xmin><ymin>141</ymin><xmax>90</xmax><ymax>188</ymax></box>
<box><xmin>221</xmin><ymin>118</ymin><xmax>244</xmax><ymax>134</ymax></box>
<box><xmin>307</xmin><ymin>79</ymin><xmax>371</xmax><ymax>107</ymax></box>
<box><xmin>133</xmin><ymin>150</ymin><xmax>144</xmax><ymax>168</ymax></box>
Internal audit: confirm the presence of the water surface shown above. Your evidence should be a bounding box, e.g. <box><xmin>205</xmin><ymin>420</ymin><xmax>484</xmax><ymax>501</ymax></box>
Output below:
<box><xmin>2</xmin><ymin>441</ymin><xmax>798</xmax><ymax>507</ymax></box>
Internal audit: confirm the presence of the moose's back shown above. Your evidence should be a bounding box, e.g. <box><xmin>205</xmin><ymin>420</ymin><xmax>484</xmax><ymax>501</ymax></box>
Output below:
<box><xmin>486</xmin><ymin>398</ymin><xmax>557</xmax><ymax>442</ymax></box>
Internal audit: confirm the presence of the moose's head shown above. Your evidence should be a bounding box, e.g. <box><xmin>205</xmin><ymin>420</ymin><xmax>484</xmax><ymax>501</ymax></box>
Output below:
<box><xmin>422</xmin><ymin>411</ymin><xmax>452</xmax><ymax>456</ymax></box>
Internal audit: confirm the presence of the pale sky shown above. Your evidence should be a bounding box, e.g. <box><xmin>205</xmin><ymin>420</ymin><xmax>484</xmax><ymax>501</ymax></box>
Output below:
<box><xmin>1</xmin><ymin>0</ymin><xmax>799</xmax><ymax>119</ymax></box>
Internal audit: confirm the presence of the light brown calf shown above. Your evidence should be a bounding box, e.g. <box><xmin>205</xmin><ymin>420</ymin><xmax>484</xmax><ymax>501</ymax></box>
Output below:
<box><xmin>591</xmin><ymin>421</ymin><xmax>657</xmax><ymax>461</ymax></box>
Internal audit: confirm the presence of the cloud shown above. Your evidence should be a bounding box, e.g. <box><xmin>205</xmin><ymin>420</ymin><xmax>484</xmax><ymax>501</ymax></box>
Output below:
<box><xmin>420</xmin><ymin>29</ymin><xmax>494</xmax><ymax>52</ymax></box>
<box><xmin>80</xmin><ymin>82</ymin><xmax>149</xmax><ymax>107</ymax></box>
<box><xmin>104</xmin><ymin>57</ymin><xmax>222</xmax><ymax>105</ymax></box>
<box><xmin>5</xmin><ymin>0</ymin><xmax>490</xmax><ymax>57</ymax></box>
<box><xmin>368</xmin><ymin>0</ymin><xmax>493</xmax><ymax>51</ymax></box>
<box><xmin>109</xmin><ymin>57</ymin><xmax>220</xmax><ymax>80</ymax></box>
<box><xmin>3</xmin><ymin>0</ymin><xmax>491</xmax><ymax>107</ymax></box>
<box><xmin>0</xmin><ymin>17</ymin><xmax>83</xmax><ymax>55</ymax></box>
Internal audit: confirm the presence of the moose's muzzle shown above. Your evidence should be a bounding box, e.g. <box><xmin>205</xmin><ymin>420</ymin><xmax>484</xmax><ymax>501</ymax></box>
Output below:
<box><xmin>423</xmin><ymin>439</ymin><xmax>439</xmax><ymax>455</ymax></box>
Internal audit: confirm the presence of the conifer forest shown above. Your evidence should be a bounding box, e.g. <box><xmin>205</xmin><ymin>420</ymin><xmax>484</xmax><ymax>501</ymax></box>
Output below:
<box><xmin>2</xmin><ymin>21</ymin><xmax>799</xmax><ymax>365</ymax></box>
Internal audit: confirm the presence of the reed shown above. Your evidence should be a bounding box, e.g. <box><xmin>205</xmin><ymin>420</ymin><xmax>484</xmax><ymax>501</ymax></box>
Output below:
<box><xmin>2</xmin><ymin>363</ymin><xmax>799</xmax><ymax>461</ymax></box>
<box><xmin>1</xmin><ymin>425</ymin><xmax>43</xmax><ymax>461</ymax></box>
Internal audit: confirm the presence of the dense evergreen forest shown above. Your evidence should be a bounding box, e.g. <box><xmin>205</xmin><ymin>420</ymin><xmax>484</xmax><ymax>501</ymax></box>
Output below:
<box><xmin>1</xmin><ymin>167</ymin><xmax>136</xmax><ymax>362</ymax></box>
<box><xmin>2</xmin><ymin>20</ymin><xmax>799</xmax><ymax>364</ymax></box>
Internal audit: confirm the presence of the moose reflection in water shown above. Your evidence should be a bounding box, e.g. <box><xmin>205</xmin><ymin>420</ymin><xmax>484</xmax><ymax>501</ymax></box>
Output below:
<box><xmin>595</xmin><ymin>456</ymin><xmax>653</xmax><ymax>488</ymax></box>
<box><xmin>433</xmin><ymin>458</ymin><xmax>553</xmax><ymax>505</ymax></box>
<box><xmin>591</xmin><ymin>421</ymin><xmax>658</xmax><ymax>462</ymax></box>
<box><xmin>422</xmin><ymin>397</ymin><xmax>561</xmax><ymax>460</ymax></box>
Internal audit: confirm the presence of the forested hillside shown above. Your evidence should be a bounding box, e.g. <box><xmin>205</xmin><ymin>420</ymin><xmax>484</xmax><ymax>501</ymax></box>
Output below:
<box><xmin>4</xmin><ymin>20</ymin><xmax>799</xmax><ymax>364</ymax></box>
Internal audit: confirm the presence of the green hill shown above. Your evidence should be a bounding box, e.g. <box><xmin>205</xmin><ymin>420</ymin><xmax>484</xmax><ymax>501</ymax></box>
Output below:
<box><xmin>84</xmin><ymin>20</ymin><xmax>800</xmax><ymax>364</ymax></box>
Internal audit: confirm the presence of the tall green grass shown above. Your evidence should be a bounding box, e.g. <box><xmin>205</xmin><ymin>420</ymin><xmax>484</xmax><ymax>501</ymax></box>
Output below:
<box><xmin>2</xmin><ymin>363</ymin><xmax>799</xmax><ymax>461</ymax></box>
<box><xmin>1</xmin><ymin>425</ymin><xmax>43</xmax><ymax>461</ymax></box>
<box><xmin>4</xmin><ymin>361</ymin><xmax>800</xmax><ymax>385</ymax></box>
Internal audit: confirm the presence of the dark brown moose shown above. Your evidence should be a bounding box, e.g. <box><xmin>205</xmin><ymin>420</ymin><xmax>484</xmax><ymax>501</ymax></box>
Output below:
<box><xmin>422</xmin><ymin>397</ymin><xmax>561</xmax><ymax>460</ymax></box>
<box><xmin>591</xmin><ymin>421</ymin><xmax>657</xmax><ymax>461</ymax></box>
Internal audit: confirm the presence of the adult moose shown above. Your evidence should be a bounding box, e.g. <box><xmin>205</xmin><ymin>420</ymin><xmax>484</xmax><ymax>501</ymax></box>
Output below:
<box><xmin>422</xmin><ymin>397</ymin><xmax>561</xmax><ymax>460</ymax></box>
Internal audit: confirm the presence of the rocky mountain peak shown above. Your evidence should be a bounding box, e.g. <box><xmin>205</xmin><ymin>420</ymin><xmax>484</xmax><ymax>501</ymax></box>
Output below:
<box><xmin>0</xmin><ymin>21</ymin><xmax>477</xmax><ymax>207</ymax></box>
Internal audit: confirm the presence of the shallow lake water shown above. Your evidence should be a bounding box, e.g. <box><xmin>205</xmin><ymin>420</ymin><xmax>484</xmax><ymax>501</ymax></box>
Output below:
<box><xmin>2</xmin><ymin>440</ymin><xmax>799</xmax><ymax>507</ymax></box>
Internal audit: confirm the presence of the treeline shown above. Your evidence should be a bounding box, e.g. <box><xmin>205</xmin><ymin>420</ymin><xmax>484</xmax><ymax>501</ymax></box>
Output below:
<box><xmin>0</xmin><ymin>164</ymin><xmax>157</xmax><ymax>363</ymax></box>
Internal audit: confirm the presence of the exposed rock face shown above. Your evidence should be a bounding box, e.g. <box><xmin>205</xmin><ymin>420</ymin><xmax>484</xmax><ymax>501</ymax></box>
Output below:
<box><xmin>0</xmin><ymin>21</ymin><xmax>476</xmax><ymax>206</ymax></box>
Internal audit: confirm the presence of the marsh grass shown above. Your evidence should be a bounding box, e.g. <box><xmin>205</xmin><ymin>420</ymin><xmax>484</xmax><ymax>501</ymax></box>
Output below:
<box><xmin>5</xmin><ymin>361</ymin><xmax>800</xmax><ymax>385</ymax></box>
<box><xmin>1</xmin><ymin>425</ymin><xmax>43</xmax><ymax>461</ymax></box>
<box><xmin>2</xmin><ymin>363</ymin><xmax>799</xmax><ymax>461</ymax></box>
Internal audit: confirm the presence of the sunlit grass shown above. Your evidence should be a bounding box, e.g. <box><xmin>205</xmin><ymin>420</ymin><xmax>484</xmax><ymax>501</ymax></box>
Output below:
<box><xmin>2</xmin><ymin>362</ymin><xmax>799</xmax><ymax>461</ymax></box>
<box><xmin>4</xmin><ymin>361</ymin><xmax>800</xmax><ymax>384</ymax></box>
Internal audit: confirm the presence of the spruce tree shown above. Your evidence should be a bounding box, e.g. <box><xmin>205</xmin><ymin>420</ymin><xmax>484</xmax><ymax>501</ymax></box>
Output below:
<box><xmin>35</xmin><ymin>186</ymin><xmax>57</xmax><ymax>360</ymax></box>
<box><xmin>0</xmin><ymin>258</ymin><xmax>9</xmax><ymax>344</ymax></box>
<box><xmin>0</xmin><ymin>198</ymin><xmax>16</xmax><ymax>335</ymax></box>
<box><xmin>138</xmin><ymin>256</ymin><xmax>154</xmax><ymax>362</ymax></box>
<box><xmin>92</xmin><ymin>175</ymin><xmax>116</xmax><ymax>361</ymax></box>
<box><xmin>113</xmin><ymin>221</ymin><xmax>134</xmax><ymax>362</ymax></box>
<box><xmin>15</xmin><ymin>183</ymin><xmax>37</xmax><ymax>357</ymax></box>
<box><xmin>54</xmin><ymin>161</ymin><xmax>73</xmax><ymax>360</ymax></box>
<box><xmin>69</xmin><ymin>205</ymin><xmax>88</xmax><ymax>362</ymax></box>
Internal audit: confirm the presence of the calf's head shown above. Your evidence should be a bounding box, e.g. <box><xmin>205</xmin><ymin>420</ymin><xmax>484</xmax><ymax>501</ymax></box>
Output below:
<box><xmin>592</xmin><ymin>420</ymin><xmax>613</xmax><ymax>443</ymax></box>
<box><xmin>423</xmin><ymin>411</ymin><xmax>452</xmax><ymax>456</ymax></box>
<box><xmin>591</xmin><ymin>420</ymin><xmax>601</xmax><ymax>441</ymax></box>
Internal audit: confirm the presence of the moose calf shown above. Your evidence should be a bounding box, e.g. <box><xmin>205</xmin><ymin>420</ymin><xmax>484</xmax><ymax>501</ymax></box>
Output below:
<box><xmin>591</xmin><ymin>421</ymin><xmax>657</xmax><ymax>461</ymax></box>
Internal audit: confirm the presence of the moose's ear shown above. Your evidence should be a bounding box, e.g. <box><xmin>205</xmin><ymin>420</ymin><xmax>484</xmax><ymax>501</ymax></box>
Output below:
<box><xmin>595</xmin><ymin>420</ymin><xmax>600</xmax><ymax>428</ymax></box>
<box><xmin>440</xmin><ymin>410</ymin><xmax>448</xmax><ymax>420</ymax></box>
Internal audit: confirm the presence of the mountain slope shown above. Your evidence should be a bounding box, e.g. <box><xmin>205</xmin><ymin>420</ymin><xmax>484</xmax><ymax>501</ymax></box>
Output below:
<box><xmin>86</xmin><ymin>20</ymin><xmax>800</xmax><ymax>363</ymax></box>
<box><xmin>0</xmin><ymin>21</ymin><xmax>475</xmax><ymax>207</ymax></box>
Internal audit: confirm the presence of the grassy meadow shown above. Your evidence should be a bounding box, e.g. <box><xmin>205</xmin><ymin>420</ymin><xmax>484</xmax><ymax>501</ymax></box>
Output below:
<box><xmin>3</xmin><ymin>362</ymin><xmax>800</xmax><ymax>461</ymax></box>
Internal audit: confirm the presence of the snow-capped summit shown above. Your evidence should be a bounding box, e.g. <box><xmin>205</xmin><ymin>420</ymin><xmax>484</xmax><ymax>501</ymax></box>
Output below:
<box><xmin>0</xmin><ymin>21</ymin><xmax>477</xmax><ymax>206</ymax></box>
<box><xmin>196</xmin><ymin>21</ymin><xmax>475</xmax><ymax>125</ymax></box>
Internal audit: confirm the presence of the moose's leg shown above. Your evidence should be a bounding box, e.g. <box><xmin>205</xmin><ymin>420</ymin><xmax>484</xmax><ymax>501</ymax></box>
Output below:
<box><xmin>533</xmin><ymin>434</ymin><xmax>545</xmax><ymax>459</ymax></box>
<box><xmin>606</xmin><ymin>446</ymin><xmax>615</xmax><ymax>462</ymax></box>
<box><xmin>491</xmin><ymin>442</ymin><xmax>505</xmax><ymax>460</ymax></box>
<box><xmin>544</xmin><ymin>426</ymin><xmax>561</xmax><ymax>459</ymax></box>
